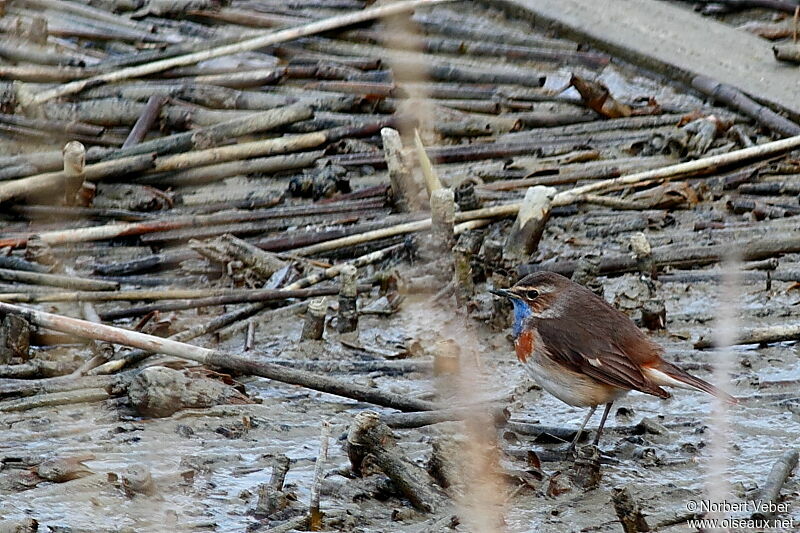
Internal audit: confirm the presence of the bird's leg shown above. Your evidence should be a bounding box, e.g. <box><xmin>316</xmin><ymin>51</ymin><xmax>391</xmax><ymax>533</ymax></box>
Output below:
<box><xmin>568</xmin><ymin>405</ymin><xmax>597</xmax><ymax>451</ymax></box>
<box><xmin>592</xmin><ymin>402</ymin><xmax>614</xmax><ymax>446</ymax></box>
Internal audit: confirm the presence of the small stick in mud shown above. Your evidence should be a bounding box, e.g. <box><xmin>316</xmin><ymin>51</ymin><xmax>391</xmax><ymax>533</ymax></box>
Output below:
<box><xmin>630</xmin><ymin>233</ymin><xmax>665</xmax><ymax>331</ymax></box>
<box><xmin>245</xmin><ymin>321</ymin><xmax>256</xmax><ymax>352</ymax></box>
<box><xmin>0</xmin><ymin>388</ymin><xmax>113</xmax><ymax>413</ymax></box>
<box><xmin>256</xmin><ymin>455</ymin><xmax>293</xmax><ymax>518</ymax></box>
<box><xmin>301</xmin><ymin>298</ymin><xmax>328</xmax><ymax>341</ymax></box>
<box><xmin>191</xmin><ymin>233</ymin><xmax>287</xmax><ymax>281</ymax></box>
<box><xmin>691</xmin><ymin>75</ymin><xmax>800</xmax><ymax>137</ymax></box>
<box><xmin>347</xmin><ymin>411</ymin><xmax>447</xmax><ymax>512</ymax></box>
<box><xmin>336</xmin><ymin>265</ymin><xmax>359</xmax><ymax>334</ymax></box>
<box><xmin>751</xmin><ymin>449</ymin><xmax>799</xmax><ymax>521</ymax></box>
<box><xmin>569</xmin><ymin>445</ymin><xmax>602</xmax><ymax>490</ymax></box>
<box><xmin>611</xmin><ymin>486</ymin><xmax>650</xmax><ymax>533</ymax></box>
<box><xmin>452</xmin><ymin>231</ymin><xmax>482</xmax><ymax>306</ymax></box>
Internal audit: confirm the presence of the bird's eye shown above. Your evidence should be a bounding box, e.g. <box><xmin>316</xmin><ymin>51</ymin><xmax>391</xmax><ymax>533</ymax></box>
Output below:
<box><xmin>524</xmin><ymin>289</ymin><xmax>539</xmax><ymax>300</ymax></box>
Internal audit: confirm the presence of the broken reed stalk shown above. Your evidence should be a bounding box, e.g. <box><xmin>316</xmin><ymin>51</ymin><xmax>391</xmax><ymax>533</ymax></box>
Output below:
<box><xmin>0</xmin><ymin>389</ymin><xmax>113</xmax><ymax>413</ymax></box>
<box><xmin>62</xmin><ymin>140</ymin><xmax>85</xmax><ymax>204</ymax></box>
<box><xmin>138</xmin><ymin>150</ymin><xmax>324</xmax><ymax>187</ymax></box>
<box><xmin>92</xmin><ymin>243</ymin><xmax>405</xmax><ymax>374</ymax></box>
<box><xmin>336</xmin><ymin>265</ymin><xmax>359</xmax><ymax>333</ymax></box>
<box><xmin>0</xmin><ymin>301</ymin><xmax>435</xmax><ymax>412</ymax></box>
<box><xmin>429</xmin><ymin>188</ymin><xmax>455</xmax><ymax>252</ymax></box>
<box><xmin>381</xmin><ymin>127</ymin><xmax>421</xmax><ymax>211</ymax></box>
<box><xmin>301</xmin><ymin>298</ymin><xmax>328</xmax><ymax>341</ymax></box>
<box><xmin>90</xmin><ymin>302</ymin><xmax>280</xmax><ymax>375</ymax></box>
<box><xmin>293</xmin><ymin>134</ymin><xmax>800</xmax><ymax>255</ymax></box>
<box><xmin>0</xmin><ymin>102</ymin><xmax>311</xmax><ymax>185</ymax></box>
<box><xmin>110</xmin><ymin>102</ymin><xmax>313</xmax><ymax>159</ymax></box>
<box><xmin>503</xmin><ymin>185</ymin><xmax>554</xmax><ymax>262</ymax></box>
<box><xmin>552</xmin><ymin>133</ymin><xmax>800</xmax><ymax>204</ymax></box>
<box><xmin>294</xmin><ymin>216</ymin><xmax>495</xmax><ymax>256</ymax></box>
<box><xmin>1</xmin><ymin>200</ymin><xmax>341</xmax><ymax>248</ymax></box>
<box><xmin>148</xmin><ymin>130</ymin><xmax>327</xmax><ymax>173</ymax></box>
<box><xmin>26</xmin><ymin>0</ymin><xmax>455</xmax><ymax>104</ymax></box>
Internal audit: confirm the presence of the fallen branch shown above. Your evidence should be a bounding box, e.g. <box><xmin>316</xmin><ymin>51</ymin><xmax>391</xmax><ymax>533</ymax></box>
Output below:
<box><xmin>0</xmin><ymin>388</ymin><xmax>112</xmax><ymax>412</ymax></box>
<box><xmin>0</xmin><ymin>286</ymin><xmax>356</xmax><ymax>304</ymax></box>
<box><xmin>383</xmin><ymin>406</ymin><xmax>508</xmax><ymax>429</ymax></box>
<box><xmin>691</xmin><ymin>75</ymin><xmax>800</xmax><ymax>137</ymax></box>
<box><xmin>751</xmin><ymin>449</ymin><xmax>799</xmax><ymax>521</ymax></box>
<box><xmin>521</xmin><ymin>233</ymin><xmax>800</xmax><ymax>278</ymax></box>
<box><xmin>695</xmin><ymin>321</ymin><xmax>800</xmax><ymax>349</ymax></box>
<box><xmin>0</xmin><ymin>268</ymin><xmax>118</xmax><ymax>291</ymax></box>
<box><xmin>0</xmin><ymin>302</ymin><xmax>434</xmax><ymax>412</ymax></box>
<box><xmin>347</xmin><ymin>411</ymin><xmax>447</xmax><ymax>512</ymax></box>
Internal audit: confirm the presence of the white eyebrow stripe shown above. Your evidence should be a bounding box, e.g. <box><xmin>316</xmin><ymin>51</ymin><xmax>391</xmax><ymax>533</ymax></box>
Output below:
<box><xmin>515</xmin><ymin>283</ymin><xmax>555</xmax><ymax>293</ymax></box>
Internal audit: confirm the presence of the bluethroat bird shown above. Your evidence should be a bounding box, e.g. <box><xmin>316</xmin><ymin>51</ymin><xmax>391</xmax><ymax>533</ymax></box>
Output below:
<box><xmin>491</xmin><ymin>271</ymin><xmax>737</xmax><ymax>450</ymax></box>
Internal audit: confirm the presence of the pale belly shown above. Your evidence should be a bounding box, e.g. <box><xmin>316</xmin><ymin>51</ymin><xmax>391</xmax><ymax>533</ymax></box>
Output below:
<box><xmin>523</xmin><ymin>355</ymin><xmax>628</xmax><ymax>407</ymax></box>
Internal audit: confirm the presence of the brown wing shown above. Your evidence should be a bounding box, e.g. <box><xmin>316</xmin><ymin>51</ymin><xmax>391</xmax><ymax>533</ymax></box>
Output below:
<box><xmin>532</xmin><ymin>284</ymin><xmax>670</xmax><ymax>399</ymax></box>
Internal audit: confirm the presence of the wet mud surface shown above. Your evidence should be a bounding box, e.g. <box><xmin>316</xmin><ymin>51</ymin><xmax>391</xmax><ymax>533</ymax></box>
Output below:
<box><xmin>2</xmin><ymin>268</ymin><xmax>800</xmax><ymax>532</ymax></box>
<box><xmin>1</xmin><ymin>2</ymin><xmax>799</xmax><ymax>532</ymax></box>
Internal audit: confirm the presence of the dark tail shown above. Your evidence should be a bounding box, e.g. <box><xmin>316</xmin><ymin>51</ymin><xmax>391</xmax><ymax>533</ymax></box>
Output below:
<box><xmin>658</xmin><ymin>361</ymin><xmax>739</xmax><ymax>405</ymax></box>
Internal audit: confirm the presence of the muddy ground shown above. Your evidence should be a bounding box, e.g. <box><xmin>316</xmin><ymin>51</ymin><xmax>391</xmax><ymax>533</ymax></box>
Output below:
<box><xmin>2</xmin><ymin>233</ymin><xmax>800</xmax><ymax>532</ymax></box>
<box><xmin>1</xmin><ymin>1</ymin><xmax>799</xmax><ymax>532</ymax></box>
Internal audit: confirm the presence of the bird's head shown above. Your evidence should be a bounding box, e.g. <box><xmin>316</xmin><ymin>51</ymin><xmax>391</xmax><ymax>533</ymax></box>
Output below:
<box><xmin>490</xmin><ymin>272</ymin><xmax>571</xmax><ymax>337</ymax></box>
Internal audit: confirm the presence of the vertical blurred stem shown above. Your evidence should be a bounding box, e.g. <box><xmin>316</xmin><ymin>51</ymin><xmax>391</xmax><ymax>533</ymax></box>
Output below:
<box><xmin>309</xmin><ymin>420</ymin><xmax>332</xmax><ymax>530</ymax></box>
<box><xmin>707</xmin><ymin>257</ymin><xmax>740</xmax><ymax>527</ymax></box>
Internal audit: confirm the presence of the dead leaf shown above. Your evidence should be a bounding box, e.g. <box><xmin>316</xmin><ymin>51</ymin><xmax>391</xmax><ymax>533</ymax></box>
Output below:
<box><xmin>569</xmin><ymin>75</ymin><xmax>632</xmax><ymax>118</ymax></box>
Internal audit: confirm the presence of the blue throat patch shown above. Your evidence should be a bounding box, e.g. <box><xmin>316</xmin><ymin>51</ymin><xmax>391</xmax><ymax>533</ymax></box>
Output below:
<box><xmin>511</xmin><ymin>299</ymin><xmax>532</xmax><ymax>339</ymax></box>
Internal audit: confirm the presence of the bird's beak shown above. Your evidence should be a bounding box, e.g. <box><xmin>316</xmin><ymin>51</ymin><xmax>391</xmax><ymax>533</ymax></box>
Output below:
<box><xmin>489</xmin><ymin>288</ymin><xmax>516</xmax><ymax>299</ymax></box>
